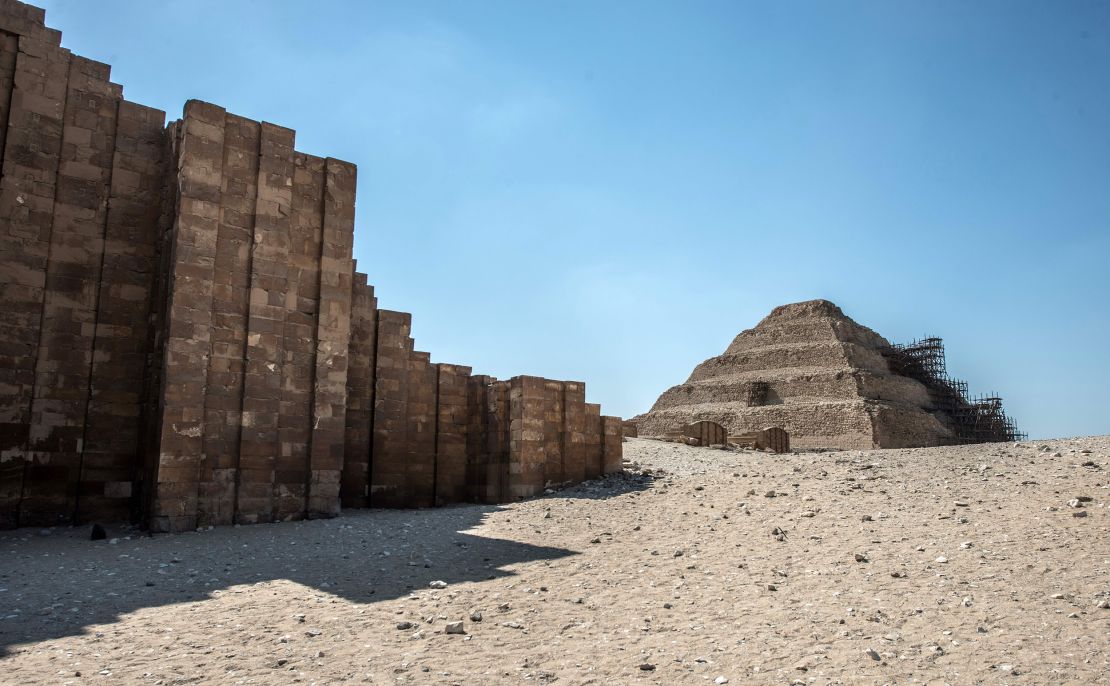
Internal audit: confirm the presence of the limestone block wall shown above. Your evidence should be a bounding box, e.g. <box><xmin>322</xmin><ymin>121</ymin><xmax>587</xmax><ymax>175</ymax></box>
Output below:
<box><xmin>602</xmin><ymin>415</ymin><xmax>624</xmax><ymax>473</ymax></box>
<box><xmin>404</xmin><ymin>350</ymin><xmax>438</xmax><ymax>508</ymax></box>
<box><xmin>0</xmin><ymin>2</ymin><xmax>166</xmax><ymax>528</ymax></box>
<box><xmin>585</xmin><ymin>403</ymin><xmax>603</xmax><ymax>479</ymax></box>
<box><xmin>482</xmin><ymin>379</ymin><xmax>512</xmax><ymax>502</ymax></box>
<box><xmin>368</xmin><ymin>308</ymin><xmax>412</xmax><ymax>508</ymax></box>
<box><xmin>147</xmin><ymin>101</ymin><xmax>356</xmax><ymax>532</ymax></box>
<box><xmin>463</xmin><ymin>374</ymin><xmax>495</xmax><ymax>502</ymax></box>
<box><xmin>347</xmin><ymin>346</ymin><xmax>614</xmax><ymax>507</ymax></box>
<box><xmin>434</xmin><ymin>363</ymin><xmax>470</xmax><ymax>505</ymax></box>
<box><xmin>339</xmin><ymin>273</ymin><xmax>376</xmax><ymax>508</ymax></box>
<box><xmin>0</xmin><ymin>0</ymin><xmax>621</xmax><ymax>530</ymax></box>
<box><xmin>508</xmin><ymin>375</ymin><xmax>545</xmax><ymax>499</ymax></box>
<box><xmin>562</xmin><ymin>382</ymin><xmax>587</xmax><ymax>484</ymax></box>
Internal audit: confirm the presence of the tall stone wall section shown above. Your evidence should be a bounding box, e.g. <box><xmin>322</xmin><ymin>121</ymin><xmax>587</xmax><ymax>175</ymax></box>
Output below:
<box><xmin>148</xmin><ymin>102</ymin><xmax>356</xmax><ymax>532</ymax></box>
<box><xmin>339</xmin><ymin>272</ymin><xmax>376</xmax><ymax>508</ymax></box>
<box><xmin>0</xmin><ymin>0</ymin><xmax>621</xmax><ymax>531</ymax></box>
<box><xmin>0</xmin><ymin>2</ymin><xmax>166</xmax><ymax>528</ymax></box>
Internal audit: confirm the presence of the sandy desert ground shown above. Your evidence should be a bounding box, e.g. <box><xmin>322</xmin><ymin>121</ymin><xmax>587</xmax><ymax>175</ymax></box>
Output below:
<box><xmin>1</xmin><ymin>436</ymin><xmax>1106</xmax><ymax>685</ymax></box>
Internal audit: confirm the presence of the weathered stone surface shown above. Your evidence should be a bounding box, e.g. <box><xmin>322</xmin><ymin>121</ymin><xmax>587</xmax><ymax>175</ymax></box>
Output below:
<box><xmin>632</xmin><ymin>300</ymin><xmax>959</xmax><ymax>449</ymax></box>
<box><xmin>434</xmin><ymin>363</ymin><xmax>471</xmax><ymax>505</ymax></box>
<box><xmin>339</xmin><ymin>273</ymin><xmax>375</xmax><ymax>508</ymax></box>
<box><xmin>0</xmin><ymin>0</ymin><xmax>621</xmax><ymax>530</ymax></box>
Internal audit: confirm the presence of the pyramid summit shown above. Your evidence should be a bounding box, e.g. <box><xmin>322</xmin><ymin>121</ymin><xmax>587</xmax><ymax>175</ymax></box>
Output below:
<box><xmin>632</xmin><ymin>299</ymin><xmax>1022</xmax><ymax>450</ymax></box>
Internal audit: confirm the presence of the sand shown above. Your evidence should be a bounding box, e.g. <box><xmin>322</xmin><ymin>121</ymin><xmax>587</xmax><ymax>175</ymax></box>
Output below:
<box><xmin>1</xmin><ymin>436</ymin><xmax>1106</xmax><ymax>685</ymax></box>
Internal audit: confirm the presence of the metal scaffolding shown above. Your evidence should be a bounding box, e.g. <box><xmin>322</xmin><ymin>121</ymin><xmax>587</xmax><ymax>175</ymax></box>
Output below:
<box><xmin>882</xmin><ymin>337</ymin><xmax>1026</xmax><ymax>444</ymax></box>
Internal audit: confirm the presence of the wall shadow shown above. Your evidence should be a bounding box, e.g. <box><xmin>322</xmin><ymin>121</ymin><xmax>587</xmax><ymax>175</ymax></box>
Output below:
<box><xmin>0</xmin><ymin>503</ymin><xmax>567</xmax><ymax>656</ymax></box>
<box><xmin>0</xmin><ymin>473</ymin><xmax>654</xmax><ymax>656</ymax></box>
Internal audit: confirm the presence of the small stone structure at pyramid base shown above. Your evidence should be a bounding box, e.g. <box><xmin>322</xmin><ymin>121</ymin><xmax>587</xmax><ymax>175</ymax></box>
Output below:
<box><xmin>632</xmin><ymin>300</ymin><xmax>1021</xmax><ymax>451</ymax></box>
<box><xmin>639</xmin><ymin>400</ymin><xmax>948</xmax><ymax>451</ymax></box>
<box><xmin>729</xmin><ymin>427</ymin><xmax>790</xmax><ymax>453</ymax></box>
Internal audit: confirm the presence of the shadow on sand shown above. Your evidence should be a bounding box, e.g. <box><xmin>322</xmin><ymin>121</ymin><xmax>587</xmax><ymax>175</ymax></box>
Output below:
<box><xmin>0</xmin><ymin>472</ymin><xmax>654</xmax><ymax>656</ymax></box>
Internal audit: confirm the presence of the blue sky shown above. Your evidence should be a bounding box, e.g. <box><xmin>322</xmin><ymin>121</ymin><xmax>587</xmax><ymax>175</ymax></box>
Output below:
<box><xmin>40</xmin><ymin>1</ymin><xmax>1109</xmax><ymax>439</ymax></box>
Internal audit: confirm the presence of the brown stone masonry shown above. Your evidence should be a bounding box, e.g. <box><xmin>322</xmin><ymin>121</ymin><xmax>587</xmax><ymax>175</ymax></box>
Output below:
<box><xmin>339</xmin><ymin>272</ymin><xmax>375</xmax><ymax>508</ymax></box>
<box><xmin>0</xmin><ymin>3</ymin><xmax>171</xmax><ymax>528</ymax></box>
<box><xmin>0</xmin><ymin>0</ymin><xmax>621</xmax><ymax>530</ymax></box>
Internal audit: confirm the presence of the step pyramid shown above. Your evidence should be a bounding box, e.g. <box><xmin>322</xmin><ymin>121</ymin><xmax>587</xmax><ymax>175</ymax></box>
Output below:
<box><xmin>631</xmin><ymin>300</ymin><xmax>955</xmax><ymax>449</ymax></box>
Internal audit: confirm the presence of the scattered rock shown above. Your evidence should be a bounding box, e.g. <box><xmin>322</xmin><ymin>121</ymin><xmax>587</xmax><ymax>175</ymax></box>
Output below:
<box><xmin>428</xmin><ymin>580</ymin><xmax>448</xmax><ymax>589</ymax></box>
<box><xmin>445</xmin><ymin>621</ymin><xmax>465</xmax><ymax>635</ymax></box>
